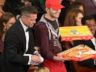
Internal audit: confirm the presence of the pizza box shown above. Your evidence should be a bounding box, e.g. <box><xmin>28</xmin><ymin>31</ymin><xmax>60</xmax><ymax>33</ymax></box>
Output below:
<box><xmin>57</xmin><ymin>45</ymin><xmax>96</xmax><ymax>61</ymax></box>
<box><xmin>59</xmin><ymin>26</ymin><xmax>93</xmax><ymax>41</ymax></box>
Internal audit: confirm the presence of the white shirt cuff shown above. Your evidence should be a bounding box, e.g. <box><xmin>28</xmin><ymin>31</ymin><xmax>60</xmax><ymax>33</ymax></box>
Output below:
<box><xmin>23</xmin><ymin>54</ymin><xmax>32</xmax><ymax>65</ymax></box>
<box><xmin>24</xmin><ymin>54</ymin><xmax>44</xmax><ymax>65</ymax></box>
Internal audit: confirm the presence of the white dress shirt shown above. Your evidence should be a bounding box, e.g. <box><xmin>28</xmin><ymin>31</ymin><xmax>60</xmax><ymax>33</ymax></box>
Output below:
<box><xmin>91</xmin><ymin>37</ymin><xmax>96</xmax><ymax>65</ymax></box>
<box><xmin>20</xmin><ymin>19</ymin><xmax>32</xmax><ymax>65</ymax></box>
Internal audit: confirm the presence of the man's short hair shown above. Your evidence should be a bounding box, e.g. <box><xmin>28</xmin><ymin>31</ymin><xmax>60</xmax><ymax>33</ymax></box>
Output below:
<box><xmin>20</xmin><ymin>6</ymin><xmax>38</xmax><ymax>16</ymax></box>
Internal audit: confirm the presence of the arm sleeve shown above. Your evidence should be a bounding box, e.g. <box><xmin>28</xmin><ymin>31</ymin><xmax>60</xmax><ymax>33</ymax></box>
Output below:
<box><xmin>34</xmin><ymin>23</ymin><xmax>54</xmax><ymax>60</ymax></box>
<box><xmin>4</xmin><ymin>30</ymin><xmax>29</xmax><ymax>65</ymax></box>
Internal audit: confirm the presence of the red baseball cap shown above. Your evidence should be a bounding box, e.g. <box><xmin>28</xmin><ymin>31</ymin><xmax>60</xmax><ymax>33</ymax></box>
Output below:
<box><xmin>45</xmin><ymin>0</ymin><xmax>64</xmax><ymax>10</ymax></box>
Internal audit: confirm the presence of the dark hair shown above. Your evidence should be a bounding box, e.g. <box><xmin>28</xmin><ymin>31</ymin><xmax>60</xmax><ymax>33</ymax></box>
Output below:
<box><xmin>0</xmin><ymin>12</ymin><xmax>15</xmax><ymax>38</ymax></box>
<box><xmin>0</xmin><ymin>12</ymin><xmax>15</xmax><ymax>24</ymax></box>
<box><xmin>82</xmin><ymin>16</ymin><xmax>95</xmax><ymax>25</ymax></box>
<box><xmin>20</xmin><ymin>6</ymin><xmax>38</xmax><ymax>16</ymax></box>
<box><xmin>0</xmin><ymin>12</ymin><xmax>15</xmax><ymax>30</ymax></box>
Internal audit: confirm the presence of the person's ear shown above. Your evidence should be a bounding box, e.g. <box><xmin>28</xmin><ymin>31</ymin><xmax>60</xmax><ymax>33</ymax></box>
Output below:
<box><xmin>46</xmin><ymin>8</ymin><xmax>50</xmax><ymax>12</ymax></box>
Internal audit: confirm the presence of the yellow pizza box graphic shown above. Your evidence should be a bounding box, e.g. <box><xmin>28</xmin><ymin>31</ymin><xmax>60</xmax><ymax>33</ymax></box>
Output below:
<box><xmin>57</xmin><ymin>45</ymin><xmax>96</xmax><ymax>61</ymax></box>
<box><xmin>59</xmin><ymin>26</ymin><xmax>93</xmax><ymax>41</ymax></box>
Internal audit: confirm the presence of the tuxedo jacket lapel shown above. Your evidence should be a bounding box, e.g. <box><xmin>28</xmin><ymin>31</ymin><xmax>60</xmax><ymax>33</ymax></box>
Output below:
<box><xmin>74</xmin><ymin>40</ymin><xmax>95</xmax><ymax>50</ymax></box>
<box><xmin>86</xmin><ymin>40</ymin><xmax>95</xmax><ymax>50</ymax></box>
<box><xmin>21</xmin><ymin>28</ymin><xmax>26</xmax><ymax>52</ymax></box>
<box><xmin>17</xmin><ymin>22</ymin><xmax>26</xmax><ymax>52</ymax></box>
<box><xmin>26</xmin><ymin>29</ymin><xmax>35</xmax><ymax>54</ymax></box>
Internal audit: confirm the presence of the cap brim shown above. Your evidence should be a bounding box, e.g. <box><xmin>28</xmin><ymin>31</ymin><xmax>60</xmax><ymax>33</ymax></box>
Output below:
<box><xmin>51</xmin><ymin>4</ymin><xmax>64</xmax><ymax>10</ymax></box>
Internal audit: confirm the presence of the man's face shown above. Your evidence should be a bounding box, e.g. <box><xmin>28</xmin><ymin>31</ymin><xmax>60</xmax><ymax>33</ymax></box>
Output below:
<box><xmin>86</xmin><ymin>19</ymin><xmax>96</xmax><ymax>34</ymax></box>
<box><xmin>48</xmin><ymin>8</ymin><xmax>61</xmax><ymax>19</ymax></box>
<box><xmin>23</xmin><ymin>13</ymin><xmax>37</xmax><ymax>27</ymax></box>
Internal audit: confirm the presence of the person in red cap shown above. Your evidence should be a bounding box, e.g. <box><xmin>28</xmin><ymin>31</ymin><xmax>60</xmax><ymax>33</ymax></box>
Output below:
<box><xmin>33</xmin><ymin>0</ymin><xmax>69</xmax><ymax>72</ymax></box>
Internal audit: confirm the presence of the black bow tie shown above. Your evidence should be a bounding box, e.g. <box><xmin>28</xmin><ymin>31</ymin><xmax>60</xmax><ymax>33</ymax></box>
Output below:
<box><xmin>26</xmin><ymin>28</ymin><xmax>31</xmax><ymax>32</ymax></box>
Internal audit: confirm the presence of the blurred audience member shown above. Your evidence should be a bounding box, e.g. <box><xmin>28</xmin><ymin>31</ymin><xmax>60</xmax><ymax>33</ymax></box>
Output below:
<box><xmin>64</xmin><ymin>9</ymin><xmax>84</xmax><ymax>26</ymax></box>
<box><xmin>30</xmin><ymin>0</ymin><xmax>46</xmax><ymax>21</ymax></box>
<box><xmin>1</xmin><ymin>12</ymin><xmax>16</xmax><ymax>42</ymax></box>
<box><xmin>80</xmin><ymin>0</ymin><xmax>96</xmax><ymax>19</ymax></box>
<box><xmin>0</xmin><ymin>12</ymin><xmax>16</xmax><ymax>72</ymax></box>
<box><xmin>3</xmin><ymin>0</ymin><xmax>23</xmax><ymax>15</ymax></box>
<box><xmin>0</xmin><ymin>0</ymin><xmax>5</xmax><ymax>9</ymax></box>
<box><xmin>59</xmin><ymin>0</ymin><xmax>77</xmax><ymax>26</ymax></box>
<box><xmin>68</xmin><ymin>1</ymin><xmax>85</xmax><ymax>14</ymax></box>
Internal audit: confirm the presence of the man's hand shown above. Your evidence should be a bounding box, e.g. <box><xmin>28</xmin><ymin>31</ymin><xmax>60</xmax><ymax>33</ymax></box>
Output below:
<box><xmin>31</xmin><ymin>55</ymin><xmax>44</xmax><ymax>63</ymax></box>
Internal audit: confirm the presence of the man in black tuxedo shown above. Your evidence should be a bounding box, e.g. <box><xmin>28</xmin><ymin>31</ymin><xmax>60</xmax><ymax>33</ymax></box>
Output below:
<box><xmin>2</xmin><ymin>6</ymin><xmax>43</xmax><ymax>72</ymax></box>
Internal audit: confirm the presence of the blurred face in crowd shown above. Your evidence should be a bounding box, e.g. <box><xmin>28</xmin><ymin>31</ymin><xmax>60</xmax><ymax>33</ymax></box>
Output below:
<box><xmin>3</xmin><ymin>17</ymin><xmax>16</xmax><ymax>32</ymax></box>
<box><xmin>75</xmin><ymin>12</ymin><xmax>84</xmax><ymax>26</ymax></box>
<box><xmin>79</xmin><ymin>6</ymin><xmax>84</xmax><ymax>12</ymax></box>
<box><xmin>86</xmin><ymin>19</ymin><xmax>96</xmax><ymax>34</ymax></box>
<box><xmin>21</xmin><ymin>13</ymin><xmax>37</xmax><ymax>28</ymax></box>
